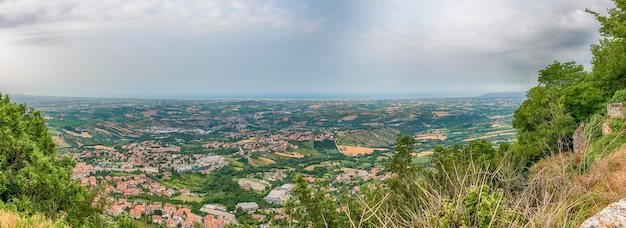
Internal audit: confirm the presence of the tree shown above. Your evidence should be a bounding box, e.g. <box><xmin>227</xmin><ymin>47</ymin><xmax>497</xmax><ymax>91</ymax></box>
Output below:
<box><xmin>0</xmin><ymin>93</ymin><xmax>101</xmax><ymax>226</ymax></box>
<box><xmin>285</xmin><ymin>175</ymin><xmax>344</xmax><ymax>227</ymax></box>
<box><xmin>512</xmin><ymin>62</ymin><xmax>584</xmax><ymax>161</ymax></box>
<box><xmin>587</xmin><ymin>1</ymin><xmax>626</xmax><ymax>98</ymax></box>
<box><xmin>384</xmin><ymin>135</ymin><xmax>416</xmax><ymax>178</ymax></box>
<box><xmin>537</xmin><ymin>61</ymin><xmax>586</xmax><ymax>87</ymax></box>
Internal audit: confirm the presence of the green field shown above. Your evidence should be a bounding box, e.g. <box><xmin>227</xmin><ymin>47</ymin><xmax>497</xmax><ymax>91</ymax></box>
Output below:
<box><xmin>158</xmin><ymin>172</ymin><xmax>210</xmax><ymax>192</ymax></box>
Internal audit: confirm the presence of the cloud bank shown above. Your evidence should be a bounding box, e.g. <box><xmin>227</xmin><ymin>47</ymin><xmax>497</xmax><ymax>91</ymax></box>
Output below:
<box><xmin>0</xmin><ymin>0</ymin><xmax>616</xmax><ymax>98</ymax></box>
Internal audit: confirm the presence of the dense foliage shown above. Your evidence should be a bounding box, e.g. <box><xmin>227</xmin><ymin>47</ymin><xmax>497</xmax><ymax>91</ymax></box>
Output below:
<box><xmin>510</xmin><ymin>1</ymin><xmax>626</xmax><ymax>163</ymax></box>
<box><xmin>0</xmin><ymin>94</ymin><xmax>101</xmax><ymax>226</ymax></box>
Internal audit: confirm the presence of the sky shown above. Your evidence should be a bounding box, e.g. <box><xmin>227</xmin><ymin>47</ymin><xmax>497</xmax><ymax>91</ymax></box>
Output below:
<box><xmin>0</xmin><ymin>0</ymin><xmax>617</xmax><ymax>99</ymax></box>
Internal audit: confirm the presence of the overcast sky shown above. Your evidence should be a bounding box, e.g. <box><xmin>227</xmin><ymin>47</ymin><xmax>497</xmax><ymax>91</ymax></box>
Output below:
<box><xmin>0</xmin><ymin>0</ymin><xmax>616</xmax><ymax>99</ymax></box>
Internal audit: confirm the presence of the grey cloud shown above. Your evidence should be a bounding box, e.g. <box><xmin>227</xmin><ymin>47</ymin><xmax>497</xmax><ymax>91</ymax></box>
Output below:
<box><xmin>0</xmin><ymin>0</ymin><xmax>618</xmax><ymax>98</ymax></box>
<box><xmin>0</xmin><ymin>0</ymin><xmax>321</xmax><ymax>32</ymax></box>
<box><xmin>355</xmin><ymin>0</ymin><xmax>614</xmax><ymax>88</ymax></box>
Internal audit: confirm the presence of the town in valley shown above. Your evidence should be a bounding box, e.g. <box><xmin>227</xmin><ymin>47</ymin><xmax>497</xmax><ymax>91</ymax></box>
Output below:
<box><xmin>14</xmin><ymin>94</ymin><xmax>523</xmax><ymax>227</ymax></box>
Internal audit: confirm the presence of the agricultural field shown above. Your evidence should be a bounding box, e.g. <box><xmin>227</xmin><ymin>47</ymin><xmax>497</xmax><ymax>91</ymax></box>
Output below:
<box><xmin>337</xmin><ymin>145</ymin><xmax>389</xmax><ymax>156</ymax></box>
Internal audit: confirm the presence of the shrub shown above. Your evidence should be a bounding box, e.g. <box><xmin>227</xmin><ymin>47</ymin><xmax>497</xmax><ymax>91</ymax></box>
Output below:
<box><xmin>608</xmin><ymin>89</ymin><xmax>626</xmax><ymax>103</ymax></box>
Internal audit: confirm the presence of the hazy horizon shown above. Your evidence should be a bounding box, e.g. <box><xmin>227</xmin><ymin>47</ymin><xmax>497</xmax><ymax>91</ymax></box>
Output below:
<box><xmin>9</xmin><ymin>91</ymin><xmax>528</xmax><ymax>101</ymax></box>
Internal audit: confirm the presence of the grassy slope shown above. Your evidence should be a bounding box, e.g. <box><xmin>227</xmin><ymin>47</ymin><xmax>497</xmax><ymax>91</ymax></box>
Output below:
<box><xmin>353</xmin><ymin>118</ymin><xmax>626</xmax><ymax>227</ymax></box>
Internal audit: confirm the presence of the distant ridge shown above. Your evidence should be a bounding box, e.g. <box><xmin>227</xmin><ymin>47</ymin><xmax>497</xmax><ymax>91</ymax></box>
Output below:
<box><xmin>480</xmin><ymin>92</ymin><xmax>526</xmax><ymax>98</ymax></box>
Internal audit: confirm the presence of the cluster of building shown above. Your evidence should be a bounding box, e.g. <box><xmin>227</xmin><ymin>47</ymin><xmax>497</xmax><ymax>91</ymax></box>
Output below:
<box><xmin>263</xmin><ymin>184</ymin><xmax>296</xmax><ymax>204</ymax></box>
<box><xmin>335</xmin><ymin>168</ymin><xmax>391</xmax><ymax>183</ymax></box>
<box><xmin>122</xmin><ymin>140</ymin><xmax>182</xmax><ymax>153</ymax></box>
<box><xmin>72</xmin><ymin>140</ymin><xmax>228</xmax><ymax>175</ymax></box>
<box><xmin>172</xmin><ymin>154</ymin><xmax>229</xmax><ymax>173</ymax></box>
<box><xmin>70</xmin><ymin>134</ymin><xmax>383</xmax><ymax>227</ymax></box>
<box><xmin>144</xmin><ymin>126</ymin><xmax>208</xmax><ymax>135</ymax></box>
<box><xmin>203</xmin><ymin>130</ymin><xmax>334</xmax><ymax>153</ymax></box>
<box><xmin>76</xmin><ymin>174</ymin><xmax>177</xmax><ymax>197</ymax></box>
<box><xmin>107</xmin><ymin>200</ymin><xmax>229</xmax><ymax>228</ymax></box>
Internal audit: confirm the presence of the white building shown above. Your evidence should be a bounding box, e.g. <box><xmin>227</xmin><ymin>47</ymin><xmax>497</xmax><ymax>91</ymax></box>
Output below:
<box><xmin>263</xmin><ymin>184</ymin><xmax>295</xmax><ymax>204</ymax></box>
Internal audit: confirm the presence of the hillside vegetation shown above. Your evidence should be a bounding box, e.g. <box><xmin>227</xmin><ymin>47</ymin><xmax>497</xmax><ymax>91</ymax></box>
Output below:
<box><xmin>0</xmin><ymin>94</ymin><xmax>103</xmax><ymax>226</ymax></box>
<box><xmin>286</xmin><ymin>1</ymin><xmax>626</xmax><ymax>227</ymax></box>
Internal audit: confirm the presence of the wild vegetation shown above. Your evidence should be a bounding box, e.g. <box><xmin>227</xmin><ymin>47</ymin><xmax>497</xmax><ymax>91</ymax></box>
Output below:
<box><xmin>0</xmin><ymin>94</ymin><xmax>104</xmax><ymax>227</ymax></box>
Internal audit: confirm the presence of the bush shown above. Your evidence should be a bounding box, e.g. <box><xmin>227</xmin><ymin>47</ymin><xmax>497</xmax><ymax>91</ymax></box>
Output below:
<box><xmin>608</xmin><ymin>89</ymin><xmax>626</xmax><ymax>103</ymax></box>
<box><xmin>433</xmin><ymin>184</ymin><xmax>506</xmax><ymax>228</ymax></box>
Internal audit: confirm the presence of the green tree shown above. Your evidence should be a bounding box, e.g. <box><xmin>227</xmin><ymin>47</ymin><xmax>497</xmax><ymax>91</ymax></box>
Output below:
<box><xmin>285</xmin><ymin>175</ymin><xmax>344</xmax><ymax>227</ymax></box>
<box><xmin>384</xmin><ymin>135</ymin><xmax>416</xmax><ymax>178</ymax></box>
<box><xmin>0</xmin><ymin>94</ymin><xmax>101</xmax><ymax>226</ymax></box>
<box><xmin>114</xmin><ymin>214</ymin><xmax>138</xmax><ymax>228</ymax></box>
<box><xmin>512</xmin><ymin>62</ymin><xmax>584</xmax><ymax>161</ymax></box>
<box><xmin>587</xmin><ymin>1</ymin><xmax>626</xmax><ymax>98</ymax></box>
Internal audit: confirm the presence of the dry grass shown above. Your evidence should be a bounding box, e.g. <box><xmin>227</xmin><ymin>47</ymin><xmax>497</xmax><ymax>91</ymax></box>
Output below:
<box><xmin>275</xmin><ymin>152</ymin><xmax>305</xmax><ymax>158</ymax></box>
<box><xmin>93</xmin><ymin>128</ymin><xmax>111</xmax><ymax>134</ymax></box>
<box><xmin>432</xmin><ymin>111</ymin><xmax>454</xmax><ymax>117</ymax></box>
<box><xmin>258</xmin><ymin>157</ymin><xmax>276</xmax><ymax>164</ymax></box>
<box><xmin>0</xmin><ymin>210</ymin><xmax>68</xmax><ymax>228</ymax></box>
<box><xmin>337</xmin><ymin>117</ymin><xmax>626</xmax><ymax>228</ymax></box>
<box><xmin>238</xmin><ymin>178</ymin><xmax>270</xmax><ymax>191</ymax></box>
<box><xmin>342</xmin><ymin>161</ymin><xmax>516</xmax><ymax>228</ymax></box>
<box><xmin>86</xmin><ymin>145</ymin><xmax>114</xmax><ymax>151</ymax></box>
<box><xmin>173</xmin><ymin>195</ymin><xmax>204</xmax><ymax>202</ymax></box>
<box><xmin>63</xmin><ymin>129</ymin><xmax>92</xmax><ymax>138</ymax></box>
<box><xmin>342</xmin><ymin>115</ymin><xmax>359</xmax><ymax>121</ymax></box>
<box><xmin>342</xmin><ymin>145</ymin><xmax>626</xmax><ymax>228</ymax></box>
<box><xmin>305</xmin><ymin>162</ymin><xmax>341</xmax><ymax>171</ymax></box>
<box><xmin>141</xmin><ymin>110</ymin><xmax>158</xmax><ymax>116</ymax></box>
<box><xmin>185</xmin><ymin>106</ymin><xmax>199</xmax><ymax>112</ymax></box>
<box><xmin>410</xmin><ymin>151</ymin><xmax>434</xmax><ymax>158</ymax></box>
<box><xmin>415</xmin><ymin>134</ymin><xmax>447</xmax><ymax>141</ymax></box>
<box><xmin>51</xmin><ymin>136</ymin><xmax>70</xmax><ymax>148</ymax></box>
<box><xmin>338</xmin><ymin>145</ymin><xmax>388</xmax><ymax>156</ymax></box>
<box><xmin>238</xmin><ymin>138</ymin><xmax>257</xmax><ymax>143</ymax></box>
<box><xmin>305</xmin><ymin>164</ymin><xmax>325</xmax><ymax>171</ymax></box>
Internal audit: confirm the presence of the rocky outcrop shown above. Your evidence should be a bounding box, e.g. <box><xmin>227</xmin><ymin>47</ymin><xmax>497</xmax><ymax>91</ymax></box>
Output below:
<box><xmin>602</xmin><ymin>102</ymin><xmax>626</xmax><ymax>136</ymax></box>
<box><xmin>608</xmin><ymin>102</ymin><xmax>626</xmax><ymax>119</ymax></box>
<box><xmin>581</xmin><ymin>198</ymin><xmax>626</xmax><ymax>228</ymax></box>
<box><xmin>573</xmin><ymin>123</ymin><xmax>588</xmax><ymax>153</ymax></box>
<box><xmin>602</xmin><ymin>121</ymin><xmax>614</xmax><ymax>135</ymax></box>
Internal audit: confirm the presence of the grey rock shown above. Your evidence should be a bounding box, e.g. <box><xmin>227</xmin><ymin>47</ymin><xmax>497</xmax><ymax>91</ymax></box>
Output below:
<box><xmin>603</xmin><ymin>122</ymin><xmax>613</xmax><ymax>135</ymax></box>
<box><xmin>607</xmin><ymin>103</ymin><xmax>626</xmax><ymax>119</ymax></box>
<box><xmin>581</xmin><ymin>198</ymin><xmax>626</xmax><ymax>228</ymax></box>
<box><xmin>573</xmin><ymin>123</ymin><xmax>588</xmax><ymax>153</ymax></box>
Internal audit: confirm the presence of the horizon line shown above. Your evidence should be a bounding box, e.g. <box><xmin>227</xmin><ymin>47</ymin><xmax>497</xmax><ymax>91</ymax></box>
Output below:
<box><xmin>7</xmin><ymin>92</ymin><xmax>527</xmax><ymax>101</ymax></box>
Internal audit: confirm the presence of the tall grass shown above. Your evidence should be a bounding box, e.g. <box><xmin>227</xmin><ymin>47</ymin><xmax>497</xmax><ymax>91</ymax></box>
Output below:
<box><xmin>0</xmin><ymin>210</ymin><xmax>68</xmax><ymax>228</ymax></box>
<box><xmin>344</xmin><ymin>143</ymin><xmax>626</xmax><ymax>228</ymax></box>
